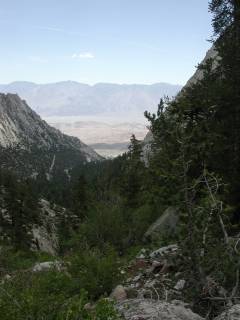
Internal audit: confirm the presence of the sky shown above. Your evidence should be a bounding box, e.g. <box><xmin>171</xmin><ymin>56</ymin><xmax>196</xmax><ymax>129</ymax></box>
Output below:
<box><xmin>0</xmin><ymin>0</ymin><xmax>213</xmax><ymax>85</ymax></box>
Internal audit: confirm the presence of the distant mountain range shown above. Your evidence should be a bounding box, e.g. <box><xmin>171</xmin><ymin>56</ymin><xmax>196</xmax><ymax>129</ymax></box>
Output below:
<box><xmin>0</xmin><ymin>81</ymin><xmax>182</xmax><ymax>117</ymax></box>
<box><xmin>0</xmin><ymin>93</ymin><xmax>101</xmax><ymax>179</ymax></box>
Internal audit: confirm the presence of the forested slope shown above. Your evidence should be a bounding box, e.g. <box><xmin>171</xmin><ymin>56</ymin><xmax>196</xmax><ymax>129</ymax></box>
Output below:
<box><xmin>1</xmin><ymin>1</ymin><xmax>240</xmax><ymax>319</ymax></box>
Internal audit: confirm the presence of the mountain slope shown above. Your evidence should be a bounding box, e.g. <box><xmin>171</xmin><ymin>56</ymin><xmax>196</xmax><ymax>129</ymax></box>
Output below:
<box><xmin>0</xmin><ymin>81</ymin><xmax>182</xmax><ymax>117</ymax></box>
<box><xmin>142</xmin><ymin>45</ymin><xmax>218</xmax><ymax>161</ymax></box>
<box><xmin>0</xmin><ymin>93</ymin><xmax>102</xmax><ymax>179</ymax></box>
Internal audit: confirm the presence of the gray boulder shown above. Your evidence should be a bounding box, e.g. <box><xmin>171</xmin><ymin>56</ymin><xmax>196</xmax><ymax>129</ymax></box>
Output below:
<box><xmin>110</xmin><ymin>285</ymin><xmax>127</xmax><ymax>302</ymax></box>
<box><xmin>32</xmin><ymin>260</ymin><xmax>63</xmax><ymax>272</ymax></box>
<box><xmin>214</xmin><ymin>305</ymin><xmax>240</xmax><ymax>320</ymax></box>
<box><xmin>149</xmin><ymin>244</ymin><xmax>178</xmax><ymax>259</ymax></box>
<box><xmin>117</xmin><ymin>299</ymin><xmax>203</xmax><ymax>320</ymax></box>
<box><xmin>144</xmin><ymin>207</ymin><xmax>179</xmax><ymax>241</ymax></box>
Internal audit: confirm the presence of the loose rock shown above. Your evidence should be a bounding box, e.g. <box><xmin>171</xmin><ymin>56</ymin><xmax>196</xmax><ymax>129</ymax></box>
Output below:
<box><xmin>117</xmin><ymin>299</ymin><xmax>204</xmax><ymax>320</ymax></box>
<box><xmin>110</xmin><ymin>285</ymin><xmax>127</xmax><ymax>302</ymax></box>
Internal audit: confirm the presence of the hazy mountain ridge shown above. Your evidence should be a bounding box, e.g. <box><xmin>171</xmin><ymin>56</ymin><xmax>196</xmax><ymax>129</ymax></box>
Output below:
<box><xmin>0</xmin><ymin>81</ymin><xmax>182</xmax><ymax>116</ymax></box>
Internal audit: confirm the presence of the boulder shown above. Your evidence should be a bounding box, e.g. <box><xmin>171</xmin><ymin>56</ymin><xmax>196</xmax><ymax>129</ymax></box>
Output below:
<box><xmin>174</xmin><ymin>280</ymin><xmax>186</xmax><ymax>291</ymax></box>
<box><xmin>150</xmin><ymin>244</ymin><xmax>178</xmax><ymax>259</ymax></box>
<box><xmin>32</xmin><ymin>260</ymin><xmax>63</xmax><ymax>272</ymax></box>
<box><xmin>110</xmin><ymin>285</ymin><xmax>127</xmax><ymax>302</ymax></box>
<box><xmin>117</xmin><ymin>299</ymin><xmax>203</xmax><ymax>320</ymax></box>
<box><xmin>214</xmin><ymin>305</ymin><xmax>240</xmax><ymax>320</ymax></box>
<box><xmin>144</xmin><ymin>207</ymin><xmax>179</xmax><ymax>241</ymax></box>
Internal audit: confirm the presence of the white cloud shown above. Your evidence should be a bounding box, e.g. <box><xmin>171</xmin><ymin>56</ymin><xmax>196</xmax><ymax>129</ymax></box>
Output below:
<box><xmin>71</xmin><ymin>52</ymin><xmax>95</xmax><ymax>59</ymax></box>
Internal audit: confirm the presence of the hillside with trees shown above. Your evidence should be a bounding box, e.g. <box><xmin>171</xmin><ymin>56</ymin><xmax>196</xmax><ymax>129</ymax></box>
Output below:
<box><xmin>1</xmin><ymin>1</ymin><xmax>240</xmax><ymax>319</ymax></box>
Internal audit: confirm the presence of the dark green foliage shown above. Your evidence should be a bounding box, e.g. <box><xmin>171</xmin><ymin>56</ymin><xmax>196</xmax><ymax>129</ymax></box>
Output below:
<box><xmin>0</xmin><ymin>271</ymin><xmax>120</xmax><ymax>320</ymax></box>
<box><xmin>209</xmin><ymin>0</ymin><xmax>234</xmax><ymax>35</ymax></box>
<box><xmin>208</xmin><ymin>0</ymin><xmax>240</xmax><ymax>209</ymax></box>
<box><xmin>71</xmin><ymin>174</ymin><xmax>89</xmax><ymax>220</ymax></box>
<box><xmin>0</xmin><ymin>247</ymin><xmax>121</xmax><ymax>319</ymax></box>
<box><xmin>0</xmin><ymin>248</ymin><xmax>53</xmax><ymax>276</ymax></box>
<box><xmin>121</xmin><ymin>134</ymin><xmax>146</xmax><ymax>208</ymax></box>
<box><xmin>68</xmin><ymin>246</ymin><xmax>121</xmax><ymax>299</ymax></box>
<box><xmin>0</xmin><ymin>168</ymin><xmax>40</xmax><ymax>249</ymax></box>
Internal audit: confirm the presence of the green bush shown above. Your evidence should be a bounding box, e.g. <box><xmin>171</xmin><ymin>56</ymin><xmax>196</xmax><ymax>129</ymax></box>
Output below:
<box><xmin>0</xmin><ymin>271</ymin><xmax>121</xmax><ymax>320</ymax></box>
<box><xmin>68</xmin><ymin>246</ymin><xmax>122</xmax><ymax>300</ymax></box>
<box><xmin>0</xmin><ymin>247</ymin><xmax>53</xmax><ymax>275</ymax></box>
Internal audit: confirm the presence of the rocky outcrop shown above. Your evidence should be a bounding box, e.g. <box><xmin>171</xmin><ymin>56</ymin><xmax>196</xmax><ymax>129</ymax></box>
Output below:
<box><xmin>184</xmin><ymin>45</ymin><xmax>218</xmax><ymax>89</ymax></box>
<box><xmin>214</xmin><ymin>305</ymin><xmax>240</xmax><ymax>320</ymax></box>
<box><xmin>32</xmin><ymin>260</ymin><xmax>63</xmax><ymax>272</ymax></box>
<box><xmin>144</xmin><ymin>207</ymin><xmax>179</xmax><ymax>241</ymax></box>
<box><xmin>141</xmin><ymin>131</ymin><xmax>153</xmax><ymax>166</ymax></box>
<box><xmin>120</xmin><ymin>246</ymin><xmax>181</xmax><ymax>302</ymax></box>
<box><xmin>0</xmin><ymin>195</ymin><xmax>72</xmax><ymax>255</ymax></box>
<box><xmin>31</xmin><ymin>199</ymin><xmax>62</xmax><ymax>255</ymax></box>
<box><xmin>117</xmin><ymin>299</ymin><xmax>203</xmax><ymax>320</ymax></box>
<box><xmin>149</xmin><ymin>244</ymin><xmax>178</xmax><ymax>259</ymax></box>
<box><xmin>0</xmin><ymin>93</ymin><xmax>102</xmax><ymax>179</ymax></box>
<box><xmin>113</xmin><ymin>245</ymin><xmax>204</xmax><ymax>319</ymax></box>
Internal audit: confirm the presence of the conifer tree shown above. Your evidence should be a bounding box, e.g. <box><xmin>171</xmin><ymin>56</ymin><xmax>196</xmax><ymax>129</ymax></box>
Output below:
<box><xmin>122</xmin><ymin>135</ymin><xmax>145</xmax><ymax>208</ymax></box>
<box><xmin>209</xmin><ymin>0</ymin><xmax>240</xmax><ymax>208</ymax></box>
<box><xmin>72</xmin><ymin>174</ymin><xmax>89</xmax><ymax>220</ymax></box>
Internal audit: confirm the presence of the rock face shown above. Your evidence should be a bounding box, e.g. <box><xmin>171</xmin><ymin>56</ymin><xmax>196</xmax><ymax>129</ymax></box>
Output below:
<box><xmin>0</xmin><ymin>195</ymin><xmax>69</xmax><ymax>255</ymax></box>
<box><xmin>184</xmin><ymin>45</ymin><xmax>218</xmax><ymax>89</ymax></box>
<box><xmin>214</xmin><ymin>305</ymin><xmax>240</xmax><ymax>320</ymax></box>
<box><xmin>31</xmin><ymin>199</ymin><xmax>63</xmax><ymax>255</ymax></box>
<box><xmin>141</xmin><ymin>131</ymin><xmax>153</xmax><ymax>166</ymax></box>
<box><xmin>117</xmin><ymin>299</ymin><xmax>204</xmax><ymax>320</ymax></box>
<box><xmin>144</xmin><ymin>207</ymin><xmax>179</xmax><ymax>241</ymax></box>
<box><xmin>0</xmin><ymin>93</ymin><xmax>102</xmax><ymax>178</ymax></box>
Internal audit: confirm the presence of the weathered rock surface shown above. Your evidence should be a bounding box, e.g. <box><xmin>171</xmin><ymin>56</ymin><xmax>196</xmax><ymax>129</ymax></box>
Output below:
<box><xmin>149</xmin><ymin>244</ymin><xmax>178</xmax><ymax>259</ymax></box>
<box><xmin>110</xmin><ymin>285</ymin><xmax>127</xmax><ymax>302</ymax></box>
<box><xmin>117</xmin><ymin>299</ymin><xmax>203</xmax><ymax>320</ymax></box>
<box><xmin>144</xmin><ymin>207</ymin><xmax>179</xmax><ymax>241</ymax></box>
<box><xmin>142</xmin><ymin>131</ymin><xmax>153</xmax><ymax>166</ymax></box>
<box><xmin>0</xmin><ymin>193</ymin><xmax>74</xmax><ymax>255</ymax></box>
<box><xmin>31</xmin><ymin>199</ymin><xmax>61</xmax><ymax>255</ymax></box>
<box><xmin>0</xmin><ymin>93</ymin><xmax>102</xmax><ymax>179</ymax></box>
<box><xmin>174</xmin><ymin>279</ymin><xmax>186</xmax><ymax>291</ymax></box>
<box><xmin>120</xmin><ymin>244</ymin><xmax>184</xmax><ymax>304</ymax></box>
<box><xmin>32</xmin><ymin>260</ymin><xmax>63</xmax><ymax>272</ymax></box>
<box><xmin>185</xmin><ymin>45</ymin><xmax>218</xmax><ymax>89</ymax></box>
<box><xmin>214</xmin><ymin>305</ymin><xmax>240</xmax><ymax>320</ymax></box>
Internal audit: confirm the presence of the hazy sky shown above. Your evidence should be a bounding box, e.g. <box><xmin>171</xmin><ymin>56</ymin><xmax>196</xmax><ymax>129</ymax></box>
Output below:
<box><xmin>0</xmin><ymin>0</ymin><xmax>213</xmax><ymax>85</ymax></box>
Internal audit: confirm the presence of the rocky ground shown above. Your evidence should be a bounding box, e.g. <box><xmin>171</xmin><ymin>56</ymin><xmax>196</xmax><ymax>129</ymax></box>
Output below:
<box><xmin>110</xmin><ymin>244</ymin><xmax>240</xmax><ymax>319</ymax></box>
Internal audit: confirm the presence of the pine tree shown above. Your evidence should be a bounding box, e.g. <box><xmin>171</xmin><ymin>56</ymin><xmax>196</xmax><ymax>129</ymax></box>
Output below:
<box><xmin>1</xmin><ymin>171</ymin><xmax>39</xmax><ymax>249</ymax></box>
<box><xmin>209</xmin><ymin>0</ymin><xmax>240</xmax><ymax>208</ymax></box>
<box><xmin>121</xmin><ymin>135</ymin><xmax>145</xmax><ymax>208</ymax></box>
<box><xmin>71</xmin><ymin>174</ymin><xmax>89</xmax><ymax>220</ymax></box>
